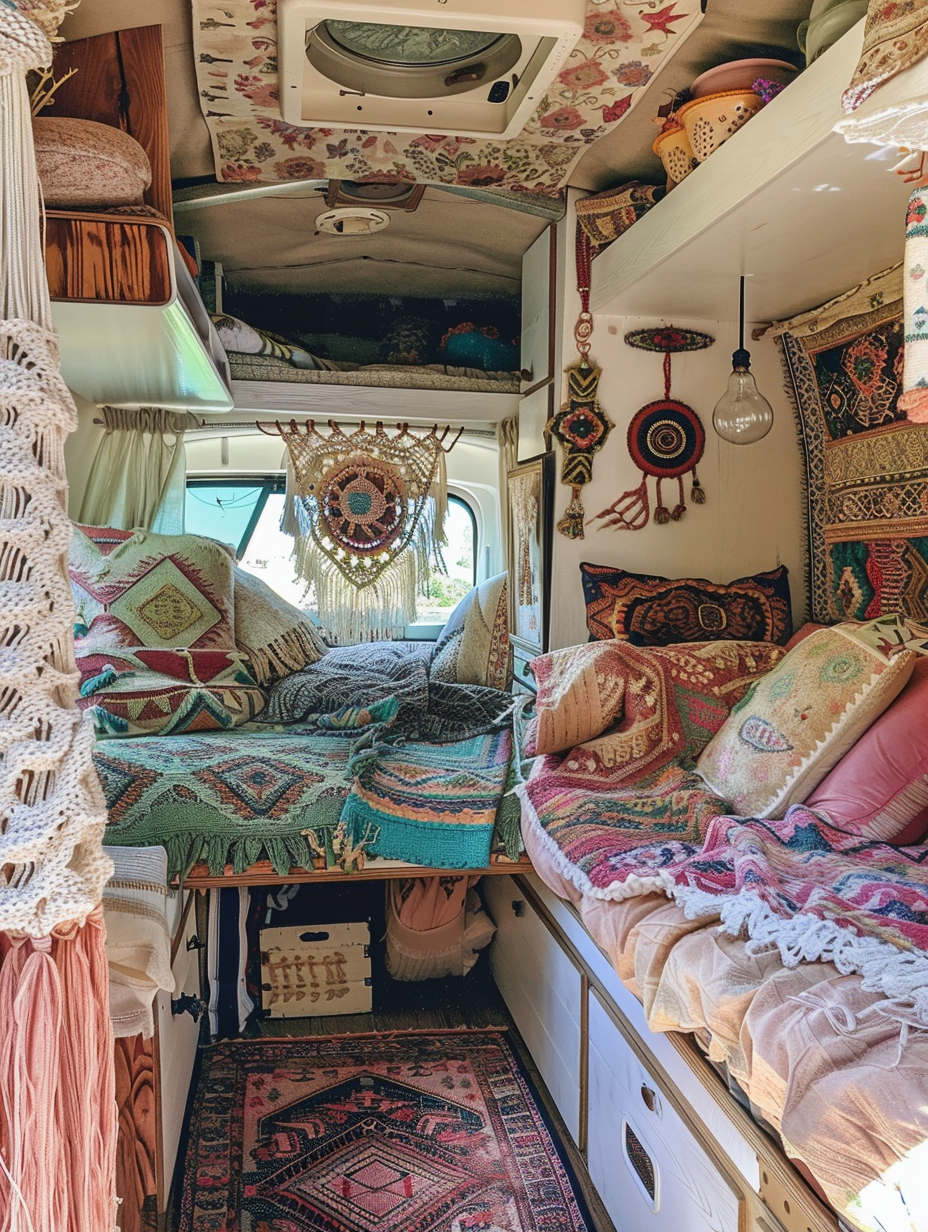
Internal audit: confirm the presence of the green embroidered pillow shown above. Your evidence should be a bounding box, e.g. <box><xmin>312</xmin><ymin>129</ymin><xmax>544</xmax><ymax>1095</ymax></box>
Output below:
<box><xmin>696</xmin><ymin>618</ymin><xmax>919</xmax><ymax>819</ymax></box>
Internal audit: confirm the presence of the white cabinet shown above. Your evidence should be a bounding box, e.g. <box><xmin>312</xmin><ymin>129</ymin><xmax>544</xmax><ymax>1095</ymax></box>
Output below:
<box><xmin>154</xmin><ymin>891</ymin><xmax>203</xmax><ymax>1210</ymax></box>
<box><xmin>518</xmin><ymin>227</ymin><xmax>556</xmax><ymax>461</ymax></box>
<box><xmin>483</xmin><ymin>876</ymin><xmax>584</xmax><ymax>1145</ymax></box>
<box><xmin>587</xmin><ymin>991</ymin><xmax>740</xmax><ymax>1232</ymax></box>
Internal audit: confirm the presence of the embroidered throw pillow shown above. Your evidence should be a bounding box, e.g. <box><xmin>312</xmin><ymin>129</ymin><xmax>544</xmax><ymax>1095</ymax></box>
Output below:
<box><xmin>211</xmin><ymin>314</ymin><xmax>319</xmax><ymax>369</ymax></box>
<box><xmin>804</xmin><ymin>656</ymin><xmax>928</xmax><ymax>844</ymax></box>
<box><xmin>696</xmin><ymin>620</ymin><xmax>918</xmax><ymax>819</ymax></box>
<box><xmin>580</xmin><ymin>562</ymin><xmax>792</xmax><ymax>646</ymax></box>
<box><xmin>76</xmin><ymin>646</ymin><xmax>266</xmax><ymax>736</ymax></box>
<box><xmin>69</xmin><ymin>527</ymin><xmax>236</xmax><ymax>650</ymax></box>
<box><xmin>430</xmin><ymin>573</ymin><xmax>510</xmax><ymax>691</ymax></box>
<box><xmin>232</xmin><ymin>565</ymin><xmax>328</xmax><ymax>686</ymax></box>
<box><xmin>530</xmin><ymin>639</ymin><xmax>787</xmax><ymax>783</ymax></box>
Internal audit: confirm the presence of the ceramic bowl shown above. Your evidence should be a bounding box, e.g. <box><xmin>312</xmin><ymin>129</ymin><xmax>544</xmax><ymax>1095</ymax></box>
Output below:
<box><xmin>677</xmin><ymin>89</ymin><xmax>763</xmax><ymax>163</ymax></box>
<box><xmin>652</xmin><ymin>123</ymin><xmax>699</xmax><ymax>185</ymax></box>
<box><xmin>689</xmin><ymin>58</ymin><xmax>798</xmax><ymax>99</ymax></box>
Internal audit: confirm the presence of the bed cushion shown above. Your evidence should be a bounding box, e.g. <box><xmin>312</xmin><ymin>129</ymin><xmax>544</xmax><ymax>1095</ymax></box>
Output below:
<box><xmin>696</xmin><ymin>619</ymin><xmax>919</xmax><ymax>819</ymax></box>
<box><xmin>232</xmin><ymin>566</ymin><xmax>328</xmax><ymax>686</ymax></box>
<box><xmin>430</xmin><ymin>573</ymin><xmax>510</xmax><ymax>691</ymax></box>
<box><xmin>70</xmin><ymin>527</ymin><xmax>236</xmax><ymax>649</ymax></box>
<box><xmin>580</xmin><ymin>562</ymin><xmax>792</xmax><ymax>645</ymax></box>
<box><xmin>76</xmin><ymin>646</ymin><xmax>266</xmax><ymax>736</ymax></box>
<box><xmin>804</xmin><ymin>656</ymin><xmax>928</xmax><ymax>843</ymax></box>
<box><xmin>33</xmin><ymin>116</ymin><xmax>152</xmax><ymax>209</ymax></box>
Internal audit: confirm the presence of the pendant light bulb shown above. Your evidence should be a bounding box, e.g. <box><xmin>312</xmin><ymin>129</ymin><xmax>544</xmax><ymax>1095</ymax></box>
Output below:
<box><xmin>712</xmin><ymin>277</ymin><xmax>774</xmax><ymax>445</ymax></box>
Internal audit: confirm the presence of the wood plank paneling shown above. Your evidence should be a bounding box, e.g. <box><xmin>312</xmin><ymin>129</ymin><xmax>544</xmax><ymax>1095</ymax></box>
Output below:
<box><xmin>114</xmin><ymin>1034</ymin><xmax>158</xmax><ymax>1232</ymax></box>
<box><xmin>45</xmin><ymin>216</ymin><xmax>172</xmax><ymax>304</ymax></box>
<box><xmin>44</xmin><ymin>26</ymin><xmax>172</xmax><ymax>223</ymax></box>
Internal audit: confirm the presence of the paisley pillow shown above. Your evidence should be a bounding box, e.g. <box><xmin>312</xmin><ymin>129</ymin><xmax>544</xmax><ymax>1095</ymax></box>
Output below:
<box><xmin>696</xmin><ymin>620</ymin><xmax>917</xmax><ymax>819</ymax></box>
<box><xmin>580</xmin><ymin>562</ymin><xmax>792</xmax><ymax>646</ymax></box>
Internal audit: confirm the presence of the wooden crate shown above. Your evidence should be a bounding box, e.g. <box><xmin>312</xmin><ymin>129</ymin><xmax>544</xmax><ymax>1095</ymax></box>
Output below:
<box><xmin>260</xmin><ymin>922</ymin><xmax>372</xmax><ymax>1017</ymax></box>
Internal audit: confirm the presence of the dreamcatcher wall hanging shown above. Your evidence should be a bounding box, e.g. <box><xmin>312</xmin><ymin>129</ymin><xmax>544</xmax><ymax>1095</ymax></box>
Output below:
<box><xmin>269</xmin><ymin>419</ymin><xmax>460</xmax><ymax>645</ymax></box>
<box><xmin>590</xmin><ymin>326</ymin><xmax>714</xmax><ymax>532</ymax></box>
<box><xmin>544</xmin><ymin>222</ymin><xmax>614</xmax><ymax>539</ymax></box>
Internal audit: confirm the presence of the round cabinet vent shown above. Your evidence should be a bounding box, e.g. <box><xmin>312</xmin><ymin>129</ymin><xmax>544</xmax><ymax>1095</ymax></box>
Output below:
<box><xmin>315</xmin><ymin>207</ymin><xmax>391</xmax><ymax>236</ymax></box>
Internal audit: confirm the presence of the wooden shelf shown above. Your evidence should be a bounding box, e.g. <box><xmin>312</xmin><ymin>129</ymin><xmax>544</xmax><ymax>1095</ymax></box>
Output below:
<box><xmin>589</xmin><ymin>18</ymin><xmax>914</xmax><ymax>323</ymax></box>
<box><xmin>51</xmin><ymin>219</ymin><xmax>234</xmax><ymax>411</ymax></box>
<box><xmin>180</xmin><ymin>852</ymin><xmax>534</xmax><ymax>888</ymax></box>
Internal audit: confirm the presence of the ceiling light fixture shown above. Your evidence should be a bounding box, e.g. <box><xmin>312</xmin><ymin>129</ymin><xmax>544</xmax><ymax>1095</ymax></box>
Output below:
<box><xmin>315</xmin><ymin>207</ymin><xmax>391</xmax><ymax>235</ymax></box>
<box><xmin>712</xmin><ymin>276</ymin><xmax>774</xmax><ymax>445</ymax></box>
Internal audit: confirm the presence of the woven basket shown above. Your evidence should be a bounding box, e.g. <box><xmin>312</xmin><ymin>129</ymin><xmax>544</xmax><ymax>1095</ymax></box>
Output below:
<box><xmin>652</xmin><ymin>123</ymin><xmax>699</xmax><ymax>185</ymax></box>
<box><xmin>576</xmin><ymin>180</ymin><xmax>665</xmax><ymax>245</ymax></box>
<box><xmin>677</xmin><ymin>89</ymin><xmax>763</xmax><ymax>163</ymax></box>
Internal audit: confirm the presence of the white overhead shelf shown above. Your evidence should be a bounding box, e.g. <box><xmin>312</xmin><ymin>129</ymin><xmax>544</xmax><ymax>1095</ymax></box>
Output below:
<box><xmin>589</xmin><ymin>19</ymin><xmax>915</xmax><ymax>323</ymax></box>
<box><xmin>230</xmin><ymin>378</ymin><xmax>519</xmax><ymax>423</ymax></box>
<box><xmin>52</xmin><ymin>234</ymin><xmax>234</xmax><ymax>412</ymax></box>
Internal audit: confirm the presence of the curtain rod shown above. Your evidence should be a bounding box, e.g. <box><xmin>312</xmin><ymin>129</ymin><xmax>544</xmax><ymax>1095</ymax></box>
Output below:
<box><xmin>89</xmin><ymin>416</ymin><xmax>499</xmax><ymax>439</ymax></box>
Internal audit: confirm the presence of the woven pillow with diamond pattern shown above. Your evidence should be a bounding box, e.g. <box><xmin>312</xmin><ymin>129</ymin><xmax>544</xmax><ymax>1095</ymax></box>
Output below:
<box><xmin>68</xmin><ymin>528</ymin><xmax>266</xmax><ymax>735</ymax></box>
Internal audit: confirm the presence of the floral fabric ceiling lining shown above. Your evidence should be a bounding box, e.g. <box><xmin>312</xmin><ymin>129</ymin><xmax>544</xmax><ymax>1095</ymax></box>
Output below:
<box><xmin>191</xmin><ymin>0</ymin><xmax>702</xmax><ymax>193</ymax></box>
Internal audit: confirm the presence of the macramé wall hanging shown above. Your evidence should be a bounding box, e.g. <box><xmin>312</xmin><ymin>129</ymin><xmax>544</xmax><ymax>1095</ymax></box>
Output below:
<box><xmin>271</xmin><ymin>419</ymin><xmax>460</xmax><ymax>645</ymax></box>
<box><xmin>590</xmin><ymin>325</ymin><xmax>713</xmax><ymax>531</ymax></box>
<box><xmin>545</xmin><ymin>222</ymin><xmax>614</xmax><ymax>539</ymax></box>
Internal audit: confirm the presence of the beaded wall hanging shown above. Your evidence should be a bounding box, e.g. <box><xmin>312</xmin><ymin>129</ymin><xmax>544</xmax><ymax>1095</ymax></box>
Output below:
<box><xmin>591</xmin><ymin>326</ymin><xmax>714</xmax><ymax>531</ymax></box>
<box><xmin>545</xmin><ymin>224</ymin><xmax>614</xmax><ymax>539</ymax></box>
<box><xmin>269</xmin><ymin>419</ymin><xmax>460</xmax><ymax>644</ymax></box>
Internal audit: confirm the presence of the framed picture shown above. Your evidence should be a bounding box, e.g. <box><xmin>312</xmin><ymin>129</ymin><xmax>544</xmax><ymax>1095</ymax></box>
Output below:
<box><xmin>507</xmin><ymin>453</ymin><xmax>554</xmax><ymax>657</ymax></box>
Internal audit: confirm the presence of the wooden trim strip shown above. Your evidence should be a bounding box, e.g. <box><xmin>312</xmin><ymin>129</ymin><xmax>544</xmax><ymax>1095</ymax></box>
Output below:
<box><xmin>179</xmin><ymin>853</ymin><xmax>535</xmax><ymax>889</ymax></box>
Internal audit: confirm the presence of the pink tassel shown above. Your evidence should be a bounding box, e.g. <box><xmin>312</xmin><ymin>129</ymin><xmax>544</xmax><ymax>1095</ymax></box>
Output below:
<box><xmin>0</xmin><ymin>915</ymin><xmax>117</xmax><ymax>1232</ymax></box>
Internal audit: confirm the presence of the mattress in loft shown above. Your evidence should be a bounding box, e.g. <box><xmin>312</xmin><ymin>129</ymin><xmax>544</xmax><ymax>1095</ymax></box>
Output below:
<box><xmin>227</xmin><ymin>353</ymin><xmax>520</xmax><ymax>393</ymax></box>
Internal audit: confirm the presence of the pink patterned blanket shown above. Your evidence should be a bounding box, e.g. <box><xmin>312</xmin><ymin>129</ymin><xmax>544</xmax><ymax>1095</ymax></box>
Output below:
<box><xmin>521</xmin><ymin>790</ymin><xmax>928</xmax><ymax>1022</ymax></box>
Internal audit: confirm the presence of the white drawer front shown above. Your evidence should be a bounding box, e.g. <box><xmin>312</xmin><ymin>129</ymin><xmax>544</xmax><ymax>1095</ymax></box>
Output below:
<box><xmin>156</xmin><ymin>893</ymin><xmax>201</xmax><ymax>1207</ymax></box>
<box><xmin>484</xmin><ymin>877</ymin><xmax>583</xmax><ymax>1145</ymax></box>
<box><xmin>587</xmin><ymin>991</ymin><xmax>740</xmax><ymax>1232</ymax></box>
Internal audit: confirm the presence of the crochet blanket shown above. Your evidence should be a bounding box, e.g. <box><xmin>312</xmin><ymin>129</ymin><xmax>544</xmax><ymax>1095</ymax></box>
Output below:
<box><xmin>523</xmin><ymin>793</ymin><xmax>928</xmax><ymax>1023</ymax></box>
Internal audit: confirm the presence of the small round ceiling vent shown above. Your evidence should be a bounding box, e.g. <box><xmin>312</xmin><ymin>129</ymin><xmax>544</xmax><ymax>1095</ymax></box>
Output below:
<box><xmin>315</xmin><ymin>207</ymin><xmax>391</xmax><ymax>235</ymax></box>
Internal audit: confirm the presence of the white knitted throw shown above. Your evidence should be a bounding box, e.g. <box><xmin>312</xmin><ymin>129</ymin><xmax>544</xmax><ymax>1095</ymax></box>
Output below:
<box><xmin>0</xmin><ymin>5</ymin><xmax>113</xmax><ymax>937</ymax></box>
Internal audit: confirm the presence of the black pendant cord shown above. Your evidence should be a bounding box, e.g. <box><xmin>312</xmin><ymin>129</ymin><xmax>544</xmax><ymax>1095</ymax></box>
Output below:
<box><xmin>739</xmin><ymin>275</ymin><xmax>745</xmax><ymax>352</ymax></box>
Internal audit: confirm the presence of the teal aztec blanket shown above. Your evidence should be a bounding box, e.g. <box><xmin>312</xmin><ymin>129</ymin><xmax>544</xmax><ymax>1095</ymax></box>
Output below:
<box><xmin>341</xmin><ymin>729</ymin><xmax>514</xmax><ymax>870</ymax></box>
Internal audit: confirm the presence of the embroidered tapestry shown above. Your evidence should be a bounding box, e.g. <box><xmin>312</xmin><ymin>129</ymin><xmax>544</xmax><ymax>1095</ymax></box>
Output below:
<box><xmin>776</xmin><ymin>265</ymin><xmax>928</xmax><ymax>622</ymax></box>
<box><xmin>190</xmin><ymin>0</ymin><xmax>702</xmax><ymax>192</ymax></box>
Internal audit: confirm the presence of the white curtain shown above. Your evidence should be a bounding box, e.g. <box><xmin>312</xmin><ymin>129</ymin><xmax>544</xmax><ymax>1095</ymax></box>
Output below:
<box><xmin>77</xmin><ymin>406</ymin><xmax>199</xmax><ymax>532</ymax></box>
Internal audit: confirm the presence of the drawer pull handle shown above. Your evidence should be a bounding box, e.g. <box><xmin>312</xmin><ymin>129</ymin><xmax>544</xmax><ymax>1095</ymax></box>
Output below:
<box><xmin>640</xmin><ymin>1084</ymin><xmax>661</xmax><ymax>1115</ymax></box>
<box><xmin>511</xmin><ymin>900</ymin><xmax>525</xmax><ymax>918</ymax></box>
<box><xmin>172</xmin><ymin>993</ymin><xmax>205</xmax><ymax>1021</ymax></box>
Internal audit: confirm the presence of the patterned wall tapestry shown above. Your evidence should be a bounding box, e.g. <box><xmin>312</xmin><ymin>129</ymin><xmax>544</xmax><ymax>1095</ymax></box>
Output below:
<box><xmin>776</xmin><ymin>264</ymin><xmax>928</xmax><ymax>624</ymax></box>
<box><xmin>191</xmin><ymin>0</ymin><xmax>702</xmax><ymax>193</ymax></box>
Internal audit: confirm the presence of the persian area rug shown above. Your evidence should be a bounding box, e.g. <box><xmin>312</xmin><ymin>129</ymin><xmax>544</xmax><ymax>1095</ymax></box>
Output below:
<box><xmin>776</xmin><ymin>264</ymin><xmax>928</xmax><ymax>623</ymax></box>
<box><xmin>179</xmin><ymin>1030</ymin><xmax>592</xmax><ymax>1232</ymax></box>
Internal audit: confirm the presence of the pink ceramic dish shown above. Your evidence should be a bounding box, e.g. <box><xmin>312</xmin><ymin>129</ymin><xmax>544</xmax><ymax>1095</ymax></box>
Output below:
<box><xmin>690</xmin><ymin>58</ymin><xmax>799</xmax><ymax>99</ymax></box>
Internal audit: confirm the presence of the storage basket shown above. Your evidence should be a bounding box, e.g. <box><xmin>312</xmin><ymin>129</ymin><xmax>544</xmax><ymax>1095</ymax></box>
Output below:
<box><xmin>576</xmin><ymin>181</ymin><xmax>665</xmax><ymax>245</ymax></box>
<box><xmin>677</xmin><ymin>89</ymin><xmax>763</xmax><ymax>163</ymax></box>
<box><xmin>652</xmin><ymin>123</ymin><xmax>699</xmax><ymax>185</ymax></box>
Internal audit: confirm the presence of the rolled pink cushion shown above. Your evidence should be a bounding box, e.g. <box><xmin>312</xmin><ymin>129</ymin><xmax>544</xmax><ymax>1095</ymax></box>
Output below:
<box><xmin>804</xmin><ymin>656</ymin><xmax>928</xmax><ymax>844</ymax></box>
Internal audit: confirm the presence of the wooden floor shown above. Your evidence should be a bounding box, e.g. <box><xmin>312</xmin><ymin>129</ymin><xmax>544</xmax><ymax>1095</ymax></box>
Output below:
<box><xmin>173</xmin><ymin>956</ymin><xmax>615</xmax><ymax>1232</ymax></box>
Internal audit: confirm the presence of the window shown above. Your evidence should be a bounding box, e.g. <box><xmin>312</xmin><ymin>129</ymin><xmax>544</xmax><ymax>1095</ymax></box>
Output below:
<box><xmin>185</xmin><ymin>478</ymin><xmax>477</xmax><ymax>625</ymax></box>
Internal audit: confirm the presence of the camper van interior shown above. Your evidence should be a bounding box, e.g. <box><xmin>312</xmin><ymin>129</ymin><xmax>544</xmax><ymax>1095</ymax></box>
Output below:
<box><xmin>4</xmin><ymin>0</ymin><xmax>928</xmax><ymax>1230</ymax></box>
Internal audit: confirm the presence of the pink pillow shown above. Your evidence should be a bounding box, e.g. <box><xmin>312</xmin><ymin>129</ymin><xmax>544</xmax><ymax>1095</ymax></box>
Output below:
<box><xmin>784</xmin><ymin>621</ymin><xmax>827</xmax><ymax>650</ymax></box>
<box><xmin>805</xmin><ymin>656</ymin><xmax>928</xmax><ymax>843</ymax></box>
